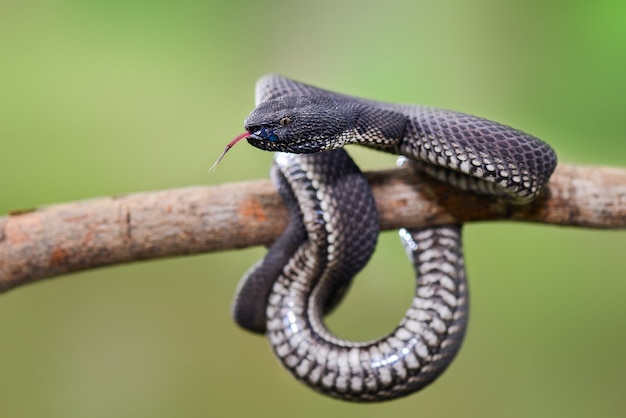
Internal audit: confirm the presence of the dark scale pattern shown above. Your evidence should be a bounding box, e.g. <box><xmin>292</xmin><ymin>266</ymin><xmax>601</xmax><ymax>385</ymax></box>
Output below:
<box><xmin>233</xmin><ymin>75</ymin><xmax>558</xmax><ymax>402</ymax></box>
<box><xmin>246</xmin><ymin>74</ymin><xmax>557</xmax><ymax>203</ymax></box>
<box><xmin>258</xmin><ymin>150</ymin><xmax>467</xmax><ymax>402</ymax></box>
<box><xmin>395</xmin><ymin>105</ymin><xmax>557</xmax><ymax>202</ymax></box>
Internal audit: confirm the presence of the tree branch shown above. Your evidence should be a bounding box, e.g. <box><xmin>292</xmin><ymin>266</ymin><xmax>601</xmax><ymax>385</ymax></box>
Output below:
<box><xmin>1</xmin><ymin>163</ymin><xmax>624</xmax><ymax>293</ymax></box>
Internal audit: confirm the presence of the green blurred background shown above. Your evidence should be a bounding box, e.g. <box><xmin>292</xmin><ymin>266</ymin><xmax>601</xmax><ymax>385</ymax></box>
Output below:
<box><xmin>1</xmin><ymin>1</ymin><xmax>625</xmax><ymax>417</ymax></box>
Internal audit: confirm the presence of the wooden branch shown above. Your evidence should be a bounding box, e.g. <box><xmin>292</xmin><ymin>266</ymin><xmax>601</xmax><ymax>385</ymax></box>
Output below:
<box><xmin>1</xmin><ymin>163</ymin><xmax>624</xmax><ymax>293</ymax></box>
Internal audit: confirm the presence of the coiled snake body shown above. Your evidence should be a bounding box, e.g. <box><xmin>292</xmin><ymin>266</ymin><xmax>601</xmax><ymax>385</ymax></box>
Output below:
<box><xmin>229</xmin><ymin>75</ymin><xmax>557</xmax><ymax>402</ymax></box>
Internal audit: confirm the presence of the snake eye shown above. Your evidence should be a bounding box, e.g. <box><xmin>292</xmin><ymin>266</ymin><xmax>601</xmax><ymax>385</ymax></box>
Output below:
<box><xmin>279</xmin><ymin>117</ymin><xmax>291</xmax><ymax>127</ymax></box>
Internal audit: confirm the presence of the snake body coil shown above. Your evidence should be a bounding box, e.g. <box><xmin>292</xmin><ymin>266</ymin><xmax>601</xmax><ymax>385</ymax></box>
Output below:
<box><xmin>231</xmin><ymin>75</ymin><xmax>557</xmax><ymax>402</ymax></box>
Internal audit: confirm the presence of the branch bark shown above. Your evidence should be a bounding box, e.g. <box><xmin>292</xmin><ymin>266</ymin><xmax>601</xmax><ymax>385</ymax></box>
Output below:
<box><xmin>1</xmin><ymin>163</ymin><xmax>625</xmax><ymax>293</ymax></box>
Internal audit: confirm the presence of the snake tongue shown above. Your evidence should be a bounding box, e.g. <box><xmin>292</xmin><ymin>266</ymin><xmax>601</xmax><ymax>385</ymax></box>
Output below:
<box><xmin>209</xmin><ymin>131</ymin><xmax>249</xmax><ymax>172</ymax></box>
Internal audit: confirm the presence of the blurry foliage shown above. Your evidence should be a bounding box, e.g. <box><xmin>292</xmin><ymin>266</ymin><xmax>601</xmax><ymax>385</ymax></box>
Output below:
<box><xmin>1</xmin><ymin>1</ymin><xmax>625</xmax><ymax>417</ymax></box>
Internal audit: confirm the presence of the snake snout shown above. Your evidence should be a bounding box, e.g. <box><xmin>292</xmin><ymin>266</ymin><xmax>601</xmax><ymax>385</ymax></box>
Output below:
<box><xmin>244</xmin><ymin>126</ymin><xmax>281</xmax><ymax>151</ymax></box>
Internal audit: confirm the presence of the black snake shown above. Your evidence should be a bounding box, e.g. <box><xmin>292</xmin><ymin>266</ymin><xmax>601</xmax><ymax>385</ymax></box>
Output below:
<box><xmin>220</xmin><ymin>75</ymin><xmax>557</xmax><ymax>402</ymax></box>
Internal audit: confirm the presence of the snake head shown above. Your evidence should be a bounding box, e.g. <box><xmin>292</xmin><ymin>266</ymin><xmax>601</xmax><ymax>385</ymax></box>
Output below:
<box><xmin>244</xmin><ymin>95</ymin><xmax>358</xmax><ymax>153</ymax></box>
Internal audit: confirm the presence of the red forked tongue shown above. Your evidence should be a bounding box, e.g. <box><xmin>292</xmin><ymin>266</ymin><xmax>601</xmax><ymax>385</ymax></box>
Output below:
<box><xmin>209</xmin><ymin>131</ymin><xmax>249</xmax><ymax>172</ymax></box>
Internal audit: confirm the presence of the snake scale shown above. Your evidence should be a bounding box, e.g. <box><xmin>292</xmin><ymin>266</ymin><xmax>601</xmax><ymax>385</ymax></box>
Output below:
<box><xmin>223</xmin><ymin>75</ymin><xmax>557</xmax><ymax>402</ymax></box>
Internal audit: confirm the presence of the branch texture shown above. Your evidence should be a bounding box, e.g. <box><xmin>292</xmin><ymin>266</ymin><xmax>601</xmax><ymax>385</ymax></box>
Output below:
<box><xmin>1</xmin><ymin>163</ymin><xmax>624</xmax><ymax>293</ymax></box>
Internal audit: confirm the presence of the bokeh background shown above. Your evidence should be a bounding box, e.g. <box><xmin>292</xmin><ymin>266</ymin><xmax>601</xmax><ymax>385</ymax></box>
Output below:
<box><xmin>1</xmin><ymin>1</ymin><xmax>625</xmax><ymax>417</ymax></box>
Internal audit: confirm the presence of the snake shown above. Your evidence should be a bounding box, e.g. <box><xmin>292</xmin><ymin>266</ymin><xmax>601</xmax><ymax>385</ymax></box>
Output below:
<box><xmin>222</xmin><ymin>75</ymin><xmax>557</xmax><ymax>402</ymax></box>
